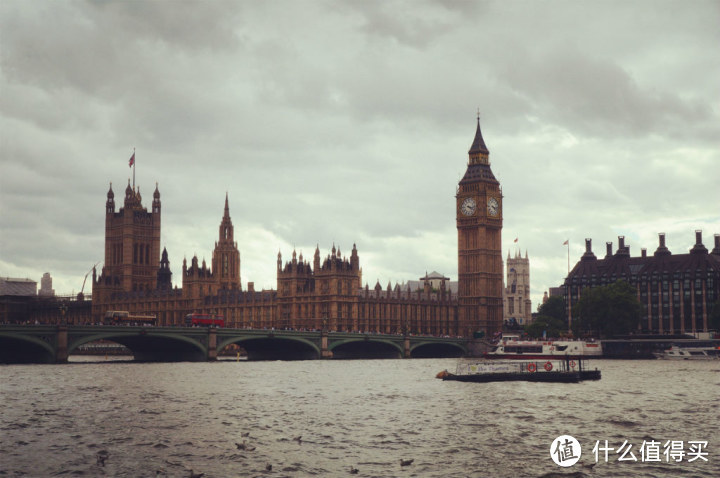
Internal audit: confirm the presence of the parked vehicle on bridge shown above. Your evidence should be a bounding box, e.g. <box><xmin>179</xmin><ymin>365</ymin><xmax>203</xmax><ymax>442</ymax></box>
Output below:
<box><xmin>185</xmin><ymin>313</ymin><xmax>225</xmax><ymax>328</ymax></box>
<box><xmin>104</xmin><ymin>310</ymin><xmax>157</xmax><ymax>326</ymax></box>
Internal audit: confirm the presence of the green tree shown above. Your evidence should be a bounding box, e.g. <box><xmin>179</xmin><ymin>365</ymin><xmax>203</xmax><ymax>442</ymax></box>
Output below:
<box><xmin>524</xmin><ymin>314</ymin><xmax>566</xmax><ymax>339</ymax></box>
<box><xmin>524</xmin><ymin>295</ymin><xmax>569</xmax><ymax>338</ymax></box>
<box><xmin>537</xmin><ymin>295</ymin><xmax>567</xmax><ymax>323</ymax></box>
<box><xmin>572</xmin><ymin>280</ymin><xmax>641</xmax><ymax>338</ymax></box>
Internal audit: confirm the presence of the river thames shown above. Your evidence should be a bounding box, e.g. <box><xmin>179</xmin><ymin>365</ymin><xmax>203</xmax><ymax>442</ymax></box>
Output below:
<box><xmin>1</xmin><ymin>358</ymin><xmax>717</xmax><ymax>477</ymax></box>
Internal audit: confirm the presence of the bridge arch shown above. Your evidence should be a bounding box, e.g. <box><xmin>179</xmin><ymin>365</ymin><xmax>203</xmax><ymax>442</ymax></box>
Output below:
<box><xmin>409</xmin><ymin>340</ymin><xmax>467</xmax><ymax>358</ymax></box>
<box><xmin>68</xmin><ymin>331</ymin><xmax>207</xmax><ymax>362</ymax></box>
<box><xmin>329</xmin><ymin>337</ymin><xmax>405</xmax><ymax>359</ymax></box>
<box><xmin>220</xmin><ymin>336</ymin><xmax>321</xmax><ymax>361</ymax></box>
<box><xmin>0</xmin><ymin>332</ymin><xmax>56</xmax><ymax>364</ymax></box>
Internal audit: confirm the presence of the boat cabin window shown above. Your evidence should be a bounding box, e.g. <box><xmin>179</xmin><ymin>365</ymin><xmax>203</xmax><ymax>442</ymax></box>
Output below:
<box><xmin>504</xmin><ymin>345</ymin><xmax>543</xmax><ymax>353</ymax></box>
<box><xmin>555</xmin><ymin>345</ymin><xmax>568</xmax><ymax>351</ymax></box>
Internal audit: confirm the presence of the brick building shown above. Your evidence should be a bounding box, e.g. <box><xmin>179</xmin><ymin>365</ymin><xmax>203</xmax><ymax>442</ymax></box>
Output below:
<box><xmin>564</xmin><ymin>232</ymin><xmax>720</xmax><ymax>334</ymax></box>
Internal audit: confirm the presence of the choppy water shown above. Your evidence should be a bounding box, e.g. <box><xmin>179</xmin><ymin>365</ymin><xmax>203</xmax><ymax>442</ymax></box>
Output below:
<box><xmin>1</xmin><ymin>358</ymin><xmax>718</xmax><ymax>477</ymax></box>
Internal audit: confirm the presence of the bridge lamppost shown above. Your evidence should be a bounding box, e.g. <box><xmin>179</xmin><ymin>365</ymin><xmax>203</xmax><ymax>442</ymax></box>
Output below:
<box><xmin>59</xmin><ymin>303</ymin><xmax>68</xmax><ymax>325</ymax></box>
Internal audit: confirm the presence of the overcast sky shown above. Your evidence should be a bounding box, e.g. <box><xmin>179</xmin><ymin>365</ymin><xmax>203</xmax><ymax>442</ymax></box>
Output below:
<box><xmin>1</xmin><ymin>0</ymin><xmax>718</xmax><ymax>311</ymax></box>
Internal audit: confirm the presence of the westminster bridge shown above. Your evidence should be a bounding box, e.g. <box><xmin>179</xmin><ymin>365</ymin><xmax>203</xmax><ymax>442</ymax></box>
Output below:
<box><xmin>0</xmin><ymin>325</ymin><xmax>477</xmax><ymax>364</ymax></box>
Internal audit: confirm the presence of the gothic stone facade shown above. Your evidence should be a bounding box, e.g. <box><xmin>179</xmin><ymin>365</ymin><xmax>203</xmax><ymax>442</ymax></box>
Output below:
<box><xmin>92</xmin><ymin>122</ymin><xmax>501</xmax><ymax>337</ymax></box>
<box><xmin>503</xmin><ymin>250</ymin><xmax>532</xmax><ymax>326</ymax></box>
<box><xmin>564</xmin><ymin>232</ymin><xmax>720</xmax><ymax>334</ymax></box>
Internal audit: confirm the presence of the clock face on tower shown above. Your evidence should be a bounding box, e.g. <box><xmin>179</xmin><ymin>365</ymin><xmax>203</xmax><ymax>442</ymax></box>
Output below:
<box><xmin>487</xmin><ymin>197</ymin><xmax>499</xmax><ymax>216</ymax></box>
<box><xmin>460</xmin><ymin>197</ymin><xmax>476</xmax><ymax>216</ymax></box>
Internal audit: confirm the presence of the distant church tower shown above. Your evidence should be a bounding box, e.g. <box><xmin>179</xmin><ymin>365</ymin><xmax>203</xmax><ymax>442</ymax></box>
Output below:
<box><xmin>456</xmin><ymin>117</ymin><xmax>504</xmax><ymax>337</ymax></box>
<box><xmin>503</xmin><ymin>250</ymin><xmax>532</xmax><ymax>326</ymax></box>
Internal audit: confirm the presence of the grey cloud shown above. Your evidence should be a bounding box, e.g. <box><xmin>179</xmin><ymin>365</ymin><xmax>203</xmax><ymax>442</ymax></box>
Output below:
<box><xmin>497</xmin><ymin>49</ymin><xmax>713</xmax><ymax>140</ymax></box>
<box><xmin>1</xmin><ymin>0</ymin><xmax>718</xmax><ymax>307</ymax></box>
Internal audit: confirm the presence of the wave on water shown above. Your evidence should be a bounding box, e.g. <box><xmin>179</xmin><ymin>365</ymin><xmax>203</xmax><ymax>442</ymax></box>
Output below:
<box><xmin>2</xmin><ymin>359</ymin><xmax>719</xmax><ymax>478</ymax></box>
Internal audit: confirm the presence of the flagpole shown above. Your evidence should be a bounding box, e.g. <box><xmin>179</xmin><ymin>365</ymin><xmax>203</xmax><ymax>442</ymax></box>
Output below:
<box><xmin>565</xmin><ymin>239</ymin><xmax>571</xmax><ymax>333</ymax></box>
<box><xmin>567</xmin><ymin>239</ymin><xmax>569</xmax><ymax>275</ymax></box>
<box><xmin>133</xmin><ymin>147</ymin><xmax>136</xmax><ymax>191</ymax></box>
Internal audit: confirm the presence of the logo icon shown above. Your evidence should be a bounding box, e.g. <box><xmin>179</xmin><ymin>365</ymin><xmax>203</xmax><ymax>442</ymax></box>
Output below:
<box><xmin>551</xmin><ymin>435</ymin><xmax>581</xmax><ymax>467</ymax></box>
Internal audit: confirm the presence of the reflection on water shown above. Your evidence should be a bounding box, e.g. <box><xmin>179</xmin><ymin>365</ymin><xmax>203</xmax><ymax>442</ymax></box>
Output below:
<box><xmin>1</xmin><ymin>359</ymin><xmax>717</xmax><ymax>477</ymax></box>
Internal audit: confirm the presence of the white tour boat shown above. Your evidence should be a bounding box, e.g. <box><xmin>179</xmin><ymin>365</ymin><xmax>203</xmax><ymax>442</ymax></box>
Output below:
<box><xmin>485</xmin><ymin>335</ymin><xmax>603</xmax><ymax>359</ymax></box>
<box><xmin>653</xmin><ymin>345</ymin><xmax>720</xmax><ymax>360</ymax></box>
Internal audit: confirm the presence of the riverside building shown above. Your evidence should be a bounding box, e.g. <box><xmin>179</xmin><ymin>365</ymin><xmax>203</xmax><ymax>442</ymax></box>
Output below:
<box><xmin>563</xmin><ymin>232</ymin><xmax>720</xmax><ymax>334</ymax></box>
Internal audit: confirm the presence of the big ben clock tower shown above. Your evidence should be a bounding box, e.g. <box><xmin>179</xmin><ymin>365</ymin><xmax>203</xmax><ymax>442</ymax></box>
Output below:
<box><xmin>456</xmin><ymin>117</ymin><xmax>503</xmax><ymax>338</ymax></box>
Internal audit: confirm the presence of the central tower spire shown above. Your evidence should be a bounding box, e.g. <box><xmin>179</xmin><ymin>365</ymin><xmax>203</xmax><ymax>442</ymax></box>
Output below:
<box><xmin>212</xmin><ymin>194</ymin><xmax>241</xmax><ymax>290</ymax></box>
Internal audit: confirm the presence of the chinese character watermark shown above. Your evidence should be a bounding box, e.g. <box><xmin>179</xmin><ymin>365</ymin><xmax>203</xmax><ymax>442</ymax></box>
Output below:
<box><xmin>554</xmin><ymin>437</ymin><xmax>710</xmax><ymax>467</ymax></box>
<box><xmin>550</xmin><ymin>435</ymin><xmax>581</xmax><ymax>467</ymax></box>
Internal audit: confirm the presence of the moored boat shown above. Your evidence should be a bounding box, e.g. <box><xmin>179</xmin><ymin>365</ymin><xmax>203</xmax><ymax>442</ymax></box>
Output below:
<box><xmin>437</xmin><ymin>358</ymin><xmax>601</xmax><ymax>383</ymax></box>
<box><xmin>485</xmin><ymin>335</ymin><xmax>602</xmax><ymax>359</ymax></box>
<box><xmin>653</xmin><ymin>345</ymin><xmax>720</xmax><ymax>360</ymax></box>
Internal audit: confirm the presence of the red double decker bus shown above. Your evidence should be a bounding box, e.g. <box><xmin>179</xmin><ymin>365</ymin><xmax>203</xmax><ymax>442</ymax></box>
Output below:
<box><xmin>185</xmin><ymin>313</ymin><xmax>224</xmax><ymax>327</ymax></box>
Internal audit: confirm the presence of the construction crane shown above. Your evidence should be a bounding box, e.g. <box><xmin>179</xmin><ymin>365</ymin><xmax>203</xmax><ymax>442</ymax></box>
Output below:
<box><xmin>79</xmin><ymin>262</ymin><xmax>101</xmax><ymax>297</ymax></box>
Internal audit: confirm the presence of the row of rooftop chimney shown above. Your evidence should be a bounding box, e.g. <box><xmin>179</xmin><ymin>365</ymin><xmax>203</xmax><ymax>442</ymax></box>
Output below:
<box><xmin>581</xmin><ymin>231</ymin><xmax>720</xmax><ymax>261</ymax></box>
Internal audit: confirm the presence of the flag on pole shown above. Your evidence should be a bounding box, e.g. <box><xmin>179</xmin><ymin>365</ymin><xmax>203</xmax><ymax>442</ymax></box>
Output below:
<box><xmin>513</xmin><ymin>237</ymin><xmax>518</xmax><ymax>243</ymax></box>
<box><xmin>563</xmin><ymin>240</ymin><xmax>569</xmax><ymax>245</ymax></box>
<box><xmin>129</xmin><ymin>152</ymin><xmax>135</xmax><ymax>167</ymax></box>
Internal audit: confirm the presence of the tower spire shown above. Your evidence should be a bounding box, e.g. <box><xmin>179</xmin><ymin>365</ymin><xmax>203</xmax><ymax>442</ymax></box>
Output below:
<box><xmin>212</xmin><ymin>193</ymin><xmax>240</xmax><ymax>290</ymax></box>
<box><xmin>468</xmin><ymin>115</ymin><xmax>489</xmax><ymax>156</ymax></box>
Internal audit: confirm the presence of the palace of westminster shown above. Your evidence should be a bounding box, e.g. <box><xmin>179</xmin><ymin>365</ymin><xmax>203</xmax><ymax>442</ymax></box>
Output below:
<box><xmin>88</xmin><ymin>120</ymin><xmax>505</xmax><ymax>337</ymax></box>
<box><xmin>3</xmin><ymin>121</ymin><xmax>718</xmax><ymax>336</ymax></box>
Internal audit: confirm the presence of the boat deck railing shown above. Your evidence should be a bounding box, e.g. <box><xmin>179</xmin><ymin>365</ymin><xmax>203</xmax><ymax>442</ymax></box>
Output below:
<box><xmin>457</xmin><ymin>357</ymin><xmax>589</xmax><ymax>376</ymax></box>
